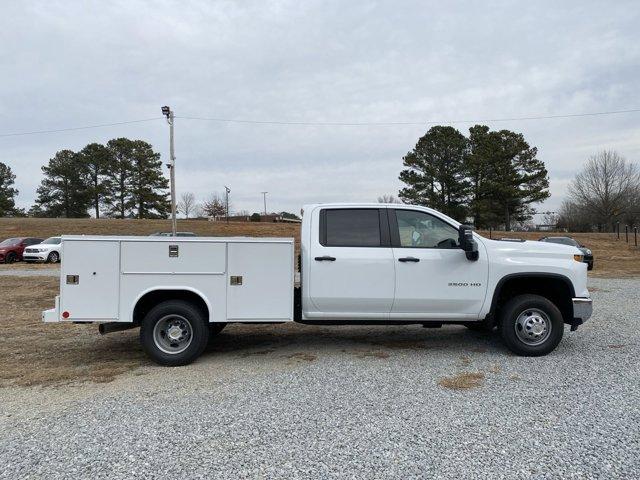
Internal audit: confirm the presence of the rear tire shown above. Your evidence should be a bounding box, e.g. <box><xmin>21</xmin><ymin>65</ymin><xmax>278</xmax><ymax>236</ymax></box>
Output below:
<box><xmin>140</xmin><ymin>300</ymin><xmax>209</xmax><ymax>366</ymax></box>
<box><xmin>587</xmin><ymin>262</ymin><xmax>593</xmax><ymax>271</ymax></box>
<box><xmin>5</xmin><ymin>252</ymin><xmax>17</xmax><ymax>264</ymax></box>
<box><xmin>499</xmin><ymin>294</ymin><xmax>564</xmax><ymax>356</ymax></box>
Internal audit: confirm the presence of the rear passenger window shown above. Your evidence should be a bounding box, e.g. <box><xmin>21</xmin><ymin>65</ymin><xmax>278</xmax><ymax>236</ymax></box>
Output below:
<box><xmin>322</xmin><ymin>209</ymin><xmax>381</xmax><ymax>247</ymax></box>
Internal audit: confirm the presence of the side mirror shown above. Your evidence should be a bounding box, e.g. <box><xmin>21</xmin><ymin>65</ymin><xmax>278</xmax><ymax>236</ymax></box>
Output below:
<box><xmin>458</xmin><ymin>225</ymin><xmax>479</xmax><ymax>261</ymax></box>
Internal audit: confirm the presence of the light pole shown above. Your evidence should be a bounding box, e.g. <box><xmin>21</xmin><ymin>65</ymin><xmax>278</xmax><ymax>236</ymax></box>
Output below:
<box><xmin>224</xmin><ymin>186</ymin><xmax>230</xmax><ymax>223</ymax></box>
<box><xmin>261</xmin><ymin>191</ymin><xmax>268</xmax><ymax>215</ymax></box>
<box><xmin>162</xmin><ymin>105</ymin><xmax>177</xmax><ymax>236</ymax></box>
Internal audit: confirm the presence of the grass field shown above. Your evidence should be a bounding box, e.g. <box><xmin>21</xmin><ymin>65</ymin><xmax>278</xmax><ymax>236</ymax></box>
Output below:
<box><xmin>1</xmin><ymin>217</ymin><xmax>638</xmax><ymax>387</ymax></box>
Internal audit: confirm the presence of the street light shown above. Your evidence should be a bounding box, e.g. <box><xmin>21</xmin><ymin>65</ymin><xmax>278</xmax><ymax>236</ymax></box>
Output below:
<box><xmin>261</xmin><ymin>191</ymin><xmax>268</xmax><ymax>215</ymax></box>
<box><xmin>224</xmin><ymin>186</ymin><xmax>230</xmax><ymax>223</ymax></box>
<box><xmin>161</xmin><ymin>106</ymin><xmax>177</xmax><ymax>236</ymax></box>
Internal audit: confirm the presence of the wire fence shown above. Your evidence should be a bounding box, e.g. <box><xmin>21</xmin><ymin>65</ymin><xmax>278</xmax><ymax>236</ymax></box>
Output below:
<box><xmin>613</xmin><ymin>223</ymin><xmax>638</xmax><ymax>247</ymax></box>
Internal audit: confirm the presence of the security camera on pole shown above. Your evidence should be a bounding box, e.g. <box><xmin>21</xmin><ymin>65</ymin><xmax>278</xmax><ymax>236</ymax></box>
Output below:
<box><xmin>161</xmin><ymin>106</ymin><xmax>177</xmax><ymax>236</ymax></box>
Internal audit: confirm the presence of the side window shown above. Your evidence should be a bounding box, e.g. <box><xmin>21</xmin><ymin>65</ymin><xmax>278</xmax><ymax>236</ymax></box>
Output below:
<box><xmin>395</xmin><ymin>210</ymin><xmax>459</xmax><ymax>248</ymax></box>
<box><xmin>322</xmin><ymin>209</ymin><xmax>381</xmax><ymax>247</ymax></box>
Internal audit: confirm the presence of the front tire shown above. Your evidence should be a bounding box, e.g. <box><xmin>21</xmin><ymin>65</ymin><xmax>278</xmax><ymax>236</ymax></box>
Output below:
<box><xmin>5</xmin><ymin>252</ymin><xmax>17</xmax><ymax>264</ymax></box>
<box><xmin>140</xmin><ymin>300</ymin><xmax>209</xmax><ymax>366</ymax></box>
<box><xmin>499</xmin><ymin>294</ymin><xmax>564</xmax><ymax>356</ymax></box>
<box><xmin>47</xmin><ymin>251</ymin><xmax>60</xmax><ymax>263</ymax></box>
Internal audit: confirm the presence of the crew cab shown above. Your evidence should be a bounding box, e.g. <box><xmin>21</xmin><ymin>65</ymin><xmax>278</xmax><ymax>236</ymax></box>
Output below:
<box><xmin>42</xmin><ymin>203</ymin><xmax>592</xmax><ymax>365</ymax></box>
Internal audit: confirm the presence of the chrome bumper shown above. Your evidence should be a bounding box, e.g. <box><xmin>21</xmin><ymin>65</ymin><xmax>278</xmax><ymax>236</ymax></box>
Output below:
<box><xmin>572</xmin><ymin>297</ymin><xmax>593</xmax><ymax>324</ymax></box>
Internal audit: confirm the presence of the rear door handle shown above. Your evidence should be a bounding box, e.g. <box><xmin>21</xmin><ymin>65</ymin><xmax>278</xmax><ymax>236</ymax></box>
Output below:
<box><xmin>398</xmin><ymin>256</ymin><xmax>420</xmax><ymax>262</ymax></box>
<box><xmin>315</xmin><ymin>256</ymin><xmax>336</xmax><ymax>261</ymax></box>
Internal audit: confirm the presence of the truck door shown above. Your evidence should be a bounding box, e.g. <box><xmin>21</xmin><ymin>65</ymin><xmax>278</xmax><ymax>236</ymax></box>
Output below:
<box><xmin>306</xmin><ymin>208</ymin><xmax>395</xmax><ymax>319</ymax></box>
<box><xmin>389</xmin><ymin>208</ymin><xmax>488</xmax><ymax>319</ymax></box>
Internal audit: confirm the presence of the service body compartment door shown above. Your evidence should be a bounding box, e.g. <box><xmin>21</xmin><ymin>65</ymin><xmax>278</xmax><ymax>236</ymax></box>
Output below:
<box><xmin>61</xmin><ymin>240</ymin><xmax>120</xmax><ymax>320</ymax></box>
<box><xmin>227</xmin><ymin>242</ymin><xmax>294</xmax><ymax>321</ymax></box>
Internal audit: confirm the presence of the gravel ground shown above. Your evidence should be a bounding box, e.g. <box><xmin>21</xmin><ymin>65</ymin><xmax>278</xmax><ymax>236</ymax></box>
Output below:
<box><xmin>1</xmin><ymin>276</ymin><xmax>638</xmax><ymax>479</ymax></box>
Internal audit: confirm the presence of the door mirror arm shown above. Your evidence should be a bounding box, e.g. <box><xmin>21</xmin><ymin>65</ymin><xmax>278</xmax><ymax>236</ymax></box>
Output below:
<box><xmin>458</xmin><ymin>225</ymin><xmax>479</xmax><ymax>261</ymax></box>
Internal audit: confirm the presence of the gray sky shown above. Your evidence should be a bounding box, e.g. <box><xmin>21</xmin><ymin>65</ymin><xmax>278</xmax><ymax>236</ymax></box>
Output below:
<box><xmin>2</xmin><ymin>0</ymin><xmax>639</xmax><ymax>217</ymax></box>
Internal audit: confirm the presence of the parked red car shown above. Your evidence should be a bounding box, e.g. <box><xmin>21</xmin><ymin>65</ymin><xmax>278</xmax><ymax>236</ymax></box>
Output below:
<box><xmin>0</xmin><ymin>237</ymin><xmax>43</xmax><ymax>263</ymax></box>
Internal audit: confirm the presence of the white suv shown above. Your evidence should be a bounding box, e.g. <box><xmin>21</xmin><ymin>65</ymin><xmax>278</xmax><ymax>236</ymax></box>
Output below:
<box><xmin>24</xmin><ymin>237</ymin><xmax>62</xmax><ymax>263</ymax></box>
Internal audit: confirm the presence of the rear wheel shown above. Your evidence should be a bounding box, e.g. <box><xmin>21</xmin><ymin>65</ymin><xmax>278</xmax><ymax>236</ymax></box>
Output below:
<box><xmin>499</xmin><ymin>294</ymin><xmax>564</xmax><ymax>356</ymax></box>
<box><xmin>140</xmin><ymin>300</ymin><xmax>209</xmax><ymax>366</ymax></box>
<box><xmin>5</xmin><ymin>252</ymin><xmax>17</xmax><ymax>264</ymax></box>
<box><xmin>47</xmin><ymin>251</ymin><xmax>59</xmax><ymax>263</ymax></box>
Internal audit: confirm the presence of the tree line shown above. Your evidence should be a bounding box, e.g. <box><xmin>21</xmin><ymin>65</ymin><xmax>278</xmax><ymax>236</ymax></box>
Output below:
<box><xmin>398</xmin><ymin>125</ymin><xmax>550</xmax><ymax>230</ymax></box>
<box><xmin>558</xmin><ymin>150</ymin><xmax>640</xmax><ymax>232</ymax></box>
<box><xmin>0</xmin><ymin>138</ymin><xmax>170</xmax><ymax>218</ymax></box>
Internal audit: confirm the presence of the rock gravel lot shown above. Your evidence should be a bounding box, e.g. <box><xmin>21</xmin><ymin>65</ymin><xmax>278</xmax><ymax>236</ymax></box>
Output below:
<box><xmin>1</xmin><ymin>276</ymin><xmax>638</xmax><ymax>479</ymax></box>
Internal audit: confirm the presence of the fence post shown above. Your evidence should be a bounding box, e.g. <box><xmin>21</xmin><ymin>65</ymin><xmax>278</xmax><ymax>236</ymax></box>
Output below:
<box><xmin>617</xmin><ymin>222</ymin><xmax>620</xmax><ymax>239</ymax></box>
<box><xmin>635</xmin><ymin>227</ymin><xmax>638</xmax><ymax>247</ymax></box>
<box><xmin>489</xmin><ymin>226</ymin><xmax>492</xmax><ymax>239</ymax></box>
<box><xmin>625</xmin><ymin>225</ymin><xmax>629</xmax><ymax>243</ymax></box>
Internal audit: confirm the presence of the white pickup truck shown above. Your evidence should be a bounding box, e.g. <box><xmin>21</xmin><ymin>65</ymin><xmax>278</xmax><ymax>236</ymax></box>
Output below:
<box><xmin>43</xmin><ymin>203</ymin><xmax>592</xmax><ymax>365</ymax></box>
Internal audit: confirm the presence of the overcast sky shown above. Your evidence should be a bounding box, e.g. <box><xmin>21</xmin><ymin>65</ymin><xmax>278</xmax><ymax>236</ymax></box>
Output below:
<box><xmin>1</xmin><ymin>0</ymin><xmax>639</xmax><ymax>217</ymax></box>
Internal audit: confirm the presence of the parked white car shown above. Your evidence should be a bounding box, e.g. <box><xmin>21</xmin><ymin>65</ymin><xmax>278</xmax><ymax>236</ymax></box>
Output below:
<box><xmin>24</xmin><ymin>237</ymin><xmax>62</xmax><ymax>263</ymax></box>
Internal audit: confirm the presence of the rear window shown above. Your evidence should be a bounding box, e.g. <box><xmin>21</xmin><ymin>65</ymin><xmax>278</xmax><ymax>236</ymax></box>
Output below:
<box><xmin>322</xmin><ymin>209</ymin><xmax>381</xmax><ymax>247</ymax></box>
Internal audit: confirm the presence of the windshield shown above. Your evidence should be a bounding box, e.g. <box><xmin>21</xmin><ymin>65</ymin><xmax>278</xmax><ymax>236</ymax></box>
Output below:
<box><xmin>544</xmin><ymin>237</ymin><xmax>578</xmax><ymax>247</ymax></box>
<box><xmin>41</xmin><ymin>237</ymin><xmax>61</xmax><ymax>244</ymax></box>
<box><xmin>0</xmin><ymin>238</ymin><xmax>20</xmax><ymax>247</ymax></box>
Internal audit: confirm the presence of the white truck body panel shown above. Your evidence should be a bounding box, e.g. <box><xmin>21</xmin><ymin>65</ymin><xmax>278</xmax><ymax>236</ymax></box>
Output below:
<box><xmin>52</xmin><ymin>236</ymin><xmax>294</xmax><ymax>324</ymax></box>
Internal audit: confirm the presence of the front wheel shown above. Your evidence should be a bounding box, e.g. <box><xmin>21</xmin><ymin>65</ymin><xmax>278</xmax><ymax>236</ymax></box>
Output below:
<box><xmin>5</xmin><ymin>252</ymin><xmax>17</xmax><ymax>264</ymax></box>
<box><xmin>47</xmin><ymin>251</ymin><xmax>60</xmax><ymax>263</ymax></box>
<box><xmin>499</xmin><ymin>294</ymin><xmax>564</xmax><ymax>356</ymax></box>
<box><xmin>140</xmin><ymin>300</ymin><xmax>209</xmax><ymax>366</ymax></box>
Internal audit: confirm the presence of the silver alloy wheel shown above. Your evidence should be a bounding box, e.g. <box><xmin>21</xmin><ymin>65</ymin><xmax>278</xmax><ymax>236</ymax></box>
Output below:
<box><xmin>48</xmin><ymin>252</ymin><xmax>59</xmax><ymax>263</ymax></box>
<box><xmin>153</xmin><ymin>314</ymin><xmax>193</xmax><ymax>354</ymax></box>
<box><xmin>514</xmin><ymin>308</ymin><xmax>552</xmax><ymax>346</ymax></box>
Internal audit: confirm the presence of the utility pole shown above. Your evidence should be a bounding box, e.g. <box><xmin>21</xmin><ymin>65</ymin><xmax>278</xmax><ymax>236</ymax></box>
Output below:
<box><xmin>224</xmin><ymin>186</ymin><xmax>230</xmax><ymax>223</ymax></box>
<box><xmin>161</xmin><ymin>106</ymin><xmax>177</xmax><ymax>236</ymax></box>
<box><xmin>261</xmin><ymin>191</ymin><xmax>268</xmax><ymax>215</ymax></box>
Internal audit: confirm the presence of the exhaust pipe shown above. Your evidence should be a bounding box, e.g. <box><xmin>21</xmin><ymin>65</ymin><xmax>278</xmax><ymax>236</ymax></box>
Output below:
<box><xmin>98</xmin><ymin>323</ymin><xmax>137</xmax><ymax>335</ymax></box>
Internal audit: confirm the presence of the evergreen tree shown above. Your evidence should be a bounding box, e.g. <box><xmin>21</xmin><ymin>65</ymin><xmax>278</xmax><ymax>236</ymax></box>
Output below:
<box><xmin>130</xmin><ymin>140</ymin><xmax>170</xmax><ymax>219</ymax></box>
<box><xmin>102</xmin><ymin>138</ymin><xmax>169</xmax><ymax>219</ymax></box>
<box><xmin>103</xmin><ymin>138</ymin><xmax>135</xmax><ymax>218</ymax></box>
<box><xmin>79</xmin><ymin>142</ymin><xmax>111</xmax><ymax>218</ymax></box>
<box><xmin>32</xmin><ymin>150</ymin><xmax>91</xmax><ymax>217</ymax></box>
<box><xmin>465</xmin><ymin>126</ymin><xmax>549</xmax><ymax>230</ymax></box>
<box><xmin>0</xmin><ymin>162</ymin><xmax>20</xmax><ymax>217</ymax></box>
<box><xmin>398</xmin><ymin>126</ymin><xmax>469</xmax><ymax>220</ymax></box>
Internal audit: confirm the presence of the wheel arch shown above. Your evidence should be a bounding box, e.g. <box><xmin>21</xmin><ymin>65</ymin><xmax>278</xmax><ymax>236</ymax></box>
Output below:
<box><xmin>131</xmin><ymin>287</ymin><xmax>212</xmax><ymax>325</ymax></box>
<box><xmin>489</xmin><ymin>273</ymin><xmax>575</xmax><ymax>324</ymax></box>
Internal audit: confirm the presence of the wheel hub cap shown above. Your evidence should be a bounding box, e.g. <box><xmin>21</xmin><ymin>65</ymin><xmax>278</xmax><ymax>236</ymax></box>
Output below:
<box><xmin>515</xmin><ymin>309</ymin><xmax>552</xmax><ymax>346</ymax></box>
<box><xmin>152</xmin><ymin>315</ymin><xmax>193</xmax><ymax>354</ymax></box>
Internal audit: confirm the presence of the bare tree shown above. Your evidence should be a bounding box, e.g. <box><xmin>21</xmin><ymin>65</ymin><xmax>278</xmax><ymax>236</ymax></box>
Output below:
<box><xmin>178</xmin><ymin>192</ymin><xmax>196</xmax><ymax>218</ymax></box>
<box><xmin>567</xmin><ymin>150</ymin><xmax>640</xmax><ymax>230</ymax></box>
<box><xmin>377</xmin><ymin>194</ymin><xmax>401</xmax><ymax>204</ymax></box>
<box><xmin>201</xmin><ymin>193</ymin><xmax>227</xmax><ymax>218</ymax></box>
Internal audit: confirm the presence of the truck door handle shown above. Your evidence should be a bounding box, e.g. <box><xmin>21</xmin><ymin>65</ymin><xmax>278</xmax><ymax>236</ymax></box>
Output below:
<box><xmin>315</xmin><ymin>256</ymin><xmax>336</xmax><ymax>261</ymax></box>
<box><xmin>398</xmin><ymin>256</ymin><xmax>420</xmax><ymax>262</ymax></box>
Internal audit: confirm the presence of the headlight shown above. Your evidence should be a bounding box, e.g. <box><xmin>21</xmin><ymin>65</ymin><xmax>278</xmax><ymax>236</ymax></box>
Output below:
<box><xmin>574</xmin><ymin>254</ymin><xmax>584</xmax><ymax>262</ymax></box>
<box><xmin>38</xmin><ymin>248</ymin><xmax>48</xmax><ymax>252</ymax></box>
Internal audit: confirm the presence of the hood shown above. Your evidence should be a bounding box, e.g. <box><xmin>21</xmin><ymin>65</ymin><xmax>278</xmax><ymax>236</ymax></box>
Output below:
<box><xmin>483</xmin><ymin>238</ymin><xmax>582</xmax><ymax>258</ymax></box>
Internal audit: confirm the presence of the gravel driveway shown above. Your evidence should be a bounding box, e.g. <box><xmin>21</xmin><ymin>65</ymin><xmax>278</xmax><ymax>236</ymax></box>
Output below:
<box><xmin>1</xmin><ymin>277</ymin><xmax>638</xmax><ymax>479</ymax></box>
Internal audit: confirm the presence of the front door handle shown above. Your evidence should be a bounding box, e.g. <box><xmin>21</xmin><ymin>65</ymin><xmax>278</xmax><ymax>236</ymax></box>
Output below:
<box><xmin>315</xmin><ymin>255</ymin><xmax>336</xmax><ymax>261</ymax></box>
<box><xmin>398</xmin><ymin>256</ymin><xmax>420</xmax><ymax>262</ymax></box>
